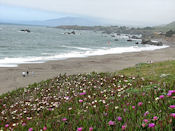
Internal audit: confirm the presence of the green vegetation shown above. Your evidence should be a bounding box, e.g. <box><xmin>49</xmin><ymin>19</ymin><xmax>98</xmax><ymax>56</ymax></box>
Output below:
<box><xmin>154</xmin><ymin>21</ymin><xmax>175</xmax><ymax>32</ymax></box>
<box><xmin>0</xmin><ymin>61</ymin><xmax>175</xmax><ymax>130</ymax></box>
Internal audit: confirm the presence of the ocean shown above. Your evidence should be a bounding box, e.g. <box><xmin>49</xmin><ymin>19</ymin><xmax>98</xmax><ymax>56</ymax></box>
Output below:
<box><xmin>0</xmin><ymin>24</ymin><xmax>168</xmax><ymax>67</ymax></box>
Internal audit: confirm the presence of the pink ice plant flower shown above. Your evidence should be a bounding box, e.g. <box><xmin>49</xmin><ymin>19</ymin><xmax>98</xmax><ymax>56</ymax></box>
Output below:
<box><xmin>143</xmin><ymin>119</ymin><xmax>148</xmax><ymax>123</ymax></box>
<box><xmin>132</xmin><ymin>106</ymin><xmax>135</xmax><ymax>109</ymax></box>
<box><xmin>117</xmin><ymin>116</ymin><xmax>122</xmax><ymax>121</ymax></box>
<box><xmin>167</xmin><ymin>90</ymin><xmax>175</xmax><ymax>96</ymax></box>
<box><xmin>167</xmin><ymin>92</ymin><xmax>172</xmax><ymax>96</ymax></box>
<box><xmin>62</xmin><ymin>118</ymin><xmax>67</xmax><ymax>122</ymax></box>
<box><xmin>148</xmin><ymin>123</ymin><xmax>155</xmax><ymax>128</ymax></box>
<box><xmin>153</xmin><ymin>116</ymin><xmax>158</xmax><ymax>121</ymax></box>
<box><xmin>89</xmin><ymin>127</ymin><xmax>93</xmax><ymax>131</ymax></box>
<box><xmin>5</xmin><ymin>124</ymin><xmax>9</xmax><ymax>128</ymax></box>
<box><xmin>22</xmin><ymin>123</ymin><xmax>26</xmax><ymax>126</ymax></box>
<box><xmin>79</xmin><ymin>92</ymin><xmax>86</xmax><ymax>95</ymax></box>
<box><xmin>138</xmin><ymin>102</ymin><xmax>143</xmax><ymax>106</ymax></box>
<box><xmin>123</xmin><ymin>108</ymin><xmax>126</xmax><ymax>112</ymax></box>
<box><xmin>77</xmin><ymin>127</ymin><xmax>83</xmax><ymax>131</ymax></box>
<box><xmin>79</xmin><ymin>99</ymin><xmax>83</xmax><ymax>103</ymax></box>
<box><xmin>108</xmin><ymin>120</ymin><xmax>115</xmax><ymax>125</ymax></box>
<box><xmin>168</xmin><ymin>90</ymin><xmax>175</xmax><ymax>93</ymax></box>
<box><xmin>170</xmin><ymin>113</ymin><xmax>175</xmax><ymax>118</ymax></box>
<box><xmin>28</xmin><ymin>128</ymin><xmax>33</xmax><ymax>131</ymax></box>
<box><xmin>142</xmin><ymin>123</ymin><xmax>146</xmax><ymax>128</ymax></box>
<box><xmin>144</xmin><ymin>111</ymin><xmax>149</xmax><ymax>116</ymax></box>
<box><xmin>159</xmin><ymin>95</ymin><xmax>164</xmax><ymax>99</ymax></box>
<box><xmin>122</xmin><ymin>124</ymin><xmax>126</xmax><ymax>130</ymax></box>
<box><xmin>169</xmin><ymin>105</ymin><xmax>175</xmax><ymax>109</ymax></box>
<box><xmin>43</xmin><ymin>126</ymin><xmax>47</xmax><ymax>130</ymax></box>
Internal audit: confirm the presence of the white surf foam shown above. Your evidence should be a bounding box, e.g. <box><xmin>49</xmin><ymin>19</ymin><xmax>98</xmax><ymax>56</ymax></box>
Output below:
<box><xmin>0</xmin><ymin>45</ymin><xmax>169</xmax><ymax>67</ymax></box>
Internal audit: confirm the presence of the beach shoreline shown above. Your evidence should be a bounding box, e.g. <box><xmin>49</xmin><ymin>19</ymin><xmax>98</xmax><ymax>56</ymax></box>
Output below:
<box><xmin>0</xmin><ymin>45</ymin><xmax>175</xmax><ymax>95</ymax></box>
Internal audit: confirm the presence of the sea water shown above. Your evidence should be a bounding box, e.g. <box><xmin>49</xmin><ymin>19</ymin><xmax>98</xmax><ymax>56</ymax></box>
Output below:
<box><xmin>0</xmin><ymin>24</ymin><xmax>168</xmax><ymax>67</ymax></box>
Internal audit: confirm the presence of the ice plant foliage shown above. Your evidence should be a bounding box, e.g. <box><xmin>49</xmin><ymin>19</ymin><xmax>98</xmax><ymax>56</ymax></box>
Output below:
<box><xmin>0</xmin><ymin>72</ymin><xmax>174</xmax><ymax>130</ymax></box>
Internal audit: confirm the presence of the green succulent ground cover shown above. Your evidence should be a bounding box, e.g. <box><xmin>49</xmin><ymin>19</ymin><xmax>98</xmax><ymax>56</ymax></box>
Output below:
<box><xmin>0</xmin><ymin>60</ymin><xmax>175</xmax><ymax>131</ymax></box>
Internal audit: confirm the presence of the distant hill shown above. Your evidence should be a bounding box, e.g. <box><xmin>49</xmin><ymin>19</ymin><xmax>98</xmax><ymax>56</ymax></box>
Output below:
<box><xmin>155</xmin><ymin>21</ymin><xmax>175</xmax><ymax>32</ymax></box>
<box><xmin>0</xmin><ymin>17</ymin><xmax>106</xmax><ymax>26</ymax></box>
<box><xmin>40</xmin><ymin>17</ymin><xmax>104</xmax><ymax>26</ymax></box>
<box><xmin>164</xmin><ymin>21</ymin><xmax>175</xmax><ymax>30</ymax></box>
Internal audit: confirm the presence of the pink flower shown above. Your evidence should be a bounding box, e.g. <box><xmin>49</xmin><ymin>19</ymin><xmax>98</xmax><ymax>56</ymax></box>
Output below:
<box><xmin>144</xmin><ymin>111</ymin><xmax>149</xmax><ymax>116</ymax></box>
<box><xmin>168</xmin><ymin>90</ymin><xmax>175</xmax><ymax>93</ymax></box>
<box><xmin>153</xmin><ymin>116</ymin><xmax>158</xmax><ymax>121</ymax></box>
<box><xmin>132</xmin><ymin>106</ymin><xmax>135</xmax><ymax>109</ymax></box>
<box><xmin>43</xmin><ymin>126</ymin><xmax>47</xmax><ymax>130</ymax></box>
<box><xmin>5</xmin><ymin>124</ymin><xmax>9</xmax><ymax>128</ymax></box>
<box><xmin>89</xmin><ymin>127</ymin><xmax>93</xmax><ymax>131</ymax></box>
<box><xmin>159</xmin><ymin>95</ymin><xmax>164</xmax><ymax>99</ymax></box>
<box><xmin>122</xmin><ymin>124</ymin><xmax>126</xmax><ymax>130</ymax></box>
<box><xmin>169</xmin><ymin>105</ymin><xmax>175</xmax><ymax>109</ymax></box>
<box><xmin>170</xmin><ymin>113</ymin><xmax>175</xmax><ymax>118</ymax></box>
<box><xmin>138</xmin><ymin>102</ymin><xmax>143</xmax><ymax>106</ymax></box>
<box><xmin>79</xmin><ymin>99</ymin><xmax>83</xmax><ymax>103</ymax></box>
<box><xmin>108</xmin><ymin>120</ymin><xmax>115</xmax><ymax>126</ymax></box>
<box><xmin>117</xmin><ymin>116</ymin><xmax>122</xmax><ymax>121</ymax></box>
<box><xmin>148</xmin><ymin>123</ymin><xmax>155</xmax><ymax>128</ymax></box>
<box><xmin>77</xmin><ymin>127</ymin><xmax>83</xmax><ymax>131</ymax></box>
<box><xmin>79</xmin><ymin>92</ymin><xmax>86</xmax><ymax>96</ymax></box>
<box><xmin>62</xmin><ymin>118</ymin><xmax>67</xmax><ymax>122</ymax></box>
<box><xmin>28</xmin><ymin>128</ymin><xmax>33</xmax><ymax>131</ymax></box>
<box><xmin>22</xmin><ymin>123</ymin><xmax>26</xmax><ymax>126</ymax></box>
<box><xmin>48</xmin><ymin>108</ymin><xmax>52</xmax><ymax>111</ymax></box>
<box><xmin>142</xmin><ymin>123</ymin><xmax>146</xmax><ymax>127</ymax></box>
<box><xmin>167</xmin><ymin>92</ymin><xmax>172</xmax><ymax>96</ymax></box>
<box><xmin>143</xmin><ymin>119</ymin><xmax>148</xmax><ymax>123</ymax></box>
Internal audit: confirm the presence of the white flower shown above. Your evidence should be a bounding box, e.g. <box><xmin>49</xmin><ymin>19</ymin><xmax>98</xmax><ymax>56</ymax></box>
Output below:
<box><xmin>155</xmin><ymin>97</ymin><xmax>159</xmax><ymax>101</ymax></box>
<box><xmin>115</xmin><ymin>106</ymin><xmax>119</xmax><ymax>109</ymax></box>
<box><xmin>102</xmin><ymin>100</ymin><xmax>106</xmax><ymax>104</ymax></box>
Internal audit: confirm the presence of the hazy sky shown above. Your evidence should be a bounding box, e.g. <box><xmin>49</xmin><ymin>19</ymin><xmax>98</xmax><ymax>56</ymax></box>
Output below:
<box><xmin>0</xmin><ymin>0</ymin><xmax>175</xmax><ymax>25</ymax></box>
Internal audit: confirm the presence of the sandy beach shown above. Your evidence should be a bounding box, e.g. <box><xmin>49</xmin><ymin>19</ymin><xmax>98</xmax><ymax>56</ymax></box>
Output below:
<box><xmin>0</xmin><ymin>45</ymin><xmax>175</xmax><ymax>95</ymax></box>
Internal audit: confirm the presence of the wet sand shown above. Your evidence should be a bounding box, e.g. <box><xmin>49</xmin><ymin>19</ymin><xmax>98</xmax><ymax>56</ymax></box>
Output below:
<box><xmin>0</xmin><ymin>46</ymin><xmax>175</xmax><ymax>95</ymax></box>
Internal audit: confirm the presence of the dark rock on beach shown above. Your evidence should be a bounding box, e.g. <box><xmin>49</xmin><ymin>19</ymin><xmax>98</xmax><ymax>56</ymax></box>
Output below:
<box><xmin>141</xmin><ymin>39</ymin><xmax>163</xmax><ymax>46</ymax></box>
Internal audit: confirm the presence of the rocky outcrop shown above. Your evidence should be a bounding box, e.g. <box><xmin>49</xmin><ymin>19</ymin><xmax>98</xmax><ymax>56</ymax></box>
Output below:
<box><xmin>131</xmin><ymin>35</ymin><xmax>140</xmax><ymax>39</ymax></box>
<box><xmin>141</xmin><ymin>39</ymin><xmax>163</xmax><ymax>46</ymax></box>
<box><xmin>127</xmin><ymin>39</ymin><xmax>132</xmax><ymax>42</ymax></box>
<box><xmin>64</xmin><ymin>31</ymin><xmax>76</xmax><ymax>35</ymax></box>
<box><xmin>20</xmin><ymin>29</ymin><xmax>30</xmax><ymax>33</ymax></box>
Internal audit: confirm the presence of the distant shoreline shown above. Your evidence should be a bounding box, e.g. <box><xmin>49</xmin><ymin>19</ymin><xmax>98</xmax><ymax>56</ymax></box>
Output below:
<box><xmin>0</xmin><ymin>45</ymin><xmax>175</xmax><ymax>95</ymax></box>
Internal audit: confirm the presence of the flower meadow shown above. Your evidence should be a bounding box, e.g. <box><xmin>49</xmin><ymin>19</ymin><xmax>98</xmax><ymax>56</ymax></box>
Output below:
<box><xmin>0</xmin><ymin>72</ymin><xmax>174</xmax><ymax>130</ymax></box>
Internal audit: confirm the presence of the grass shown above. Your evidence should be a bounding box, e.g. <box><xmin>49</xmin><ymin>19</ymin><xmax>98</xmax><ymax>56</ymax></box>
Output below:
<box><xmin>0</xmin><ymin>61</ymin><xmax>175</xmax><ymax>131</ymax></box>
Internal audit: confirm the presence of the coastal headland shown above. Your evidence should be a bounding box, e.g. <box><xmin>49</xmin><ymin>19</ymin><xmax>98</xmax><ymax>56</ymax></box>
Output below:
<box><xmin>0</xmin><ymin>45</ymin><xmax>175</xmax><ymax>95</ymax></box>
